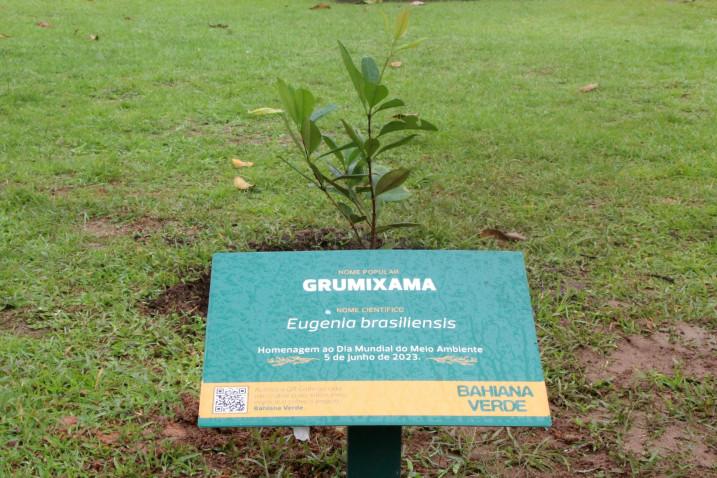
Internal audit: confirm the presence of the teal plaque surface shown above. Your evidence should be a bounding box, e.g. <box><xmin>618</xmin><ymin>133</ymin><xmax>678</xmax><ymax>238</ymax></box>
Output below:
<box><xmin>199</xmin><ymin>250</ymin><xmax>551</xmax><ymax>427</ymax></box>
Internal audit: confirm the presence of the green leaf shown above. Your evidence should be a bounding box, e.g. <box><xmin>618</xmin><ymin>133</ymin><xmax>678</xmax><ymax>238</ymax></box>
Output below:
<box><xmin>416</xmin><ymin>118</ymin><xmax>437</xmax><ymax>131</ymax></box>
<box><xmin>375</xmin><ymin>222</ymin><xmax>419</xmax><ymax>234</ymax></box>
<box><xmin>345</xmin><ymin>155</ymin><xmax>366</xmax><ymax>184</ymax></box>
<box><xmin>276</xmin><ymin>80</ymin><xmax>317</xmax><ymax>128</ymax></box>
<box><xmin>361</xmin><ymin>57</ymin><xmax>380</xmax><ymax>85</ymax></box>
<box><xmin>374</xmin><ymin>98</ymin><xmax>405</xmax><ymax>114</ymax></box>
<box><xmin>306</xmin><ymin>160</ymin><xmax>328</xmax><ymax>184</ymax></box>
<box><xmin>319</xmin><ymin>136</ymin><xmax>351</xmax><ymax>164</ymax></box>
<box><xmin>338</xmin><ymin>41</ymin><xmax>366</xmax><ymax>106</ymax></box>
<box><xmin>394</xmin><ymin>9</ymin><xmax>410</xmax><ymax>41</ymax></box>
<box><xmin>340</xmin><ymin>120</ymin><xmax>365</xmax><ymax>153</ymax></box>
<box><xmin>337</xmin><ymin>202</ymin><xmax>354</xmax><ymax>219</ymax></box>
<box><xmin>294</xmin><ymin>88</ymin><xmax>316</xmax><ymax>125</ymax></box>
<box><xmin>381</xmin><ymin>10</ymin><xmax>390</xmax><ymax>37</ymax></box>
<box><xmin>310</xmin><ymin>104</ymin><xmax>337</xmax><ymax>122</ymax></box>
<box><xmin>276</xmin><ymin>79</ymin><xmax>298</xmax><ymax>124</ymax></box>
<box><xmin>376</xmin><ymin>134</ymin><xmax>417</xmax><ymax>156</ymax></box>
<box><xmin>350</xmin><ymin>214</ymin><xmax>367</xmax><ymax>224</ymax></box>
<box><xmin>375</xmin><ymin>167</ymin><xmax>410</xmax><ymax>196</ymax></box>
<box><xmin>364</xmin><ymin>84</ymin><xmax>388</xmax><ymax>108</ymax></box>
<box><xmin>365</xmin><ymin>138</ymin><xmax>380</xmax><ymax>158</ymax></box>
<box><xmin>301</xmin><ymin>118</ymin><xmax>322</xmax><ymax>154</ymax></box>
<box><xmin>377</xmin><ymin>185</ymin><xmax>411</xmax><ymax>202</ymax></box>
<box><xmin>396</xmin><ymin>38</ymin><xmax>426</xmax><ymax>52</ymax></box>
<box><xmin>337</xmin><ymin>203</ymin><xmax>366</xmax><ymax>225</ymax></box>
<box><xmin>378</xmin><ymin>116</ymin><xmax>437</xmax><ymax>136</ymax></box>
<box><xmin>346</xmin><ymin>148</ymin><xmax>362</xmax><ymax>169</ymax></box>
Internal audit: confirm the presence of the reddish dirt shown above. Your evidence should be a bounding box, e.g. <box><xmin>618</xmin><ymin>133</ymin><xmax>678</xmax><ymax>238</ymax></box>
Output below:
<box><xmin>623</xmin><ymin>411</ymin><xmax>717</xmax><ymax>468</ymax></box>
<box><xmin>580</xmin><ymin>323</ymin><xmax>717</xmax><ymax>385</ymax></box>
<box><xmin>83</xmin><ymin>216</ymin><xmax>166</xmax><ymax>242</ymax></box>
<box><xmin>578</xmin><ymin>322</ymin><xmax>717</xmax><ymax>471</ymax></box>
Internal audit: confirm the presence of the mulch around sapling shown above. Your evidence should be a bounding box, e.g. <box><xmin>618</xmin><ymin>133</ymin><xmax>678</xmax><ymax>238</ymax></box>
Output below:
<box><xmin>248</xmin><ymin>227</ymin><xmax>367</xmax><ymax>252</ymax></box>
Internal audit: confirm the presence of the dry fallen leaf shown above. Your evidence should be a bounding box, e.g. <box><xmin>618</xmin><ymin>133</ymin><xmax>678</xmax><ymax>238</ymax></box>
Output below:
<box><xmin>88</xmin><ymin>34</ymin><xmax>99</xmax><ymax>41</ymax></box>
<box><xmin>310</xmin><ymin>3</ymin><xmax>331</xmax><ymax>9</ymax></box>
<box><xmin>59</xmin><ymin>416</ymin><xmax>78</xmax><ymax>427</ymax></box>
<box><xmin>233</xmin><ymin>176</ymin><xmax>253</xmax><ymax>190</ymax></box>
<box><xmin>389</xmin><ymin>61</ymin><xmax>402</xmax><ymax>69</ymax></box>
<box><xmin>248</xmin><ymin>107</ymin><xmax>283</xmax><ymax>116</ymax></box>
<box><xmin>0</xmin><ymin>33</ymin><xmax>10</xmax><ymax>40</ymax></box>
<box><xmin>37</xmin><ymin>21</ymin><xmax>52</xmax><ymax>28</ymax></box>
<box><xmin>96</xmin><ymin>431</ymin><xmax>120</xmax><ymax>445</ymax></box>
<box><xmin>580</xmin><ymin>83</ymin><xmax>599</xmax><ymax>93</ymax></box>
<box><xmin>480</xmin><ymin>228</ymin><xmax>527</xmax><ymax>242</ymax></box>
<box><xmin>232</xmin><ymin>158</ymin><xmax>254</xmax><ymax>168</ymax></box>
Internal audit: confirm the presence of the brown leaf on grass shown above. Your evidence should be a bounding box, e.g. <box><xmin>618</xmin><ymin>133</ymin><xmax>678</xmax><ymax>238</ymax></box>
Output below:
<box><xmin>233</xmin><ymin>176</ymin><xmax>253</xmax><ymax>190</ymax></box>
<box><xmin>231</xmin><ymin>158</ymin><xmax>254</xmax><ymax>168</ymax></box>
<box><xmin>580</xmin><ymin>83</ymin><xmax>599</xmax><ymax>93</ymax></box>
<box><xmin>389</xmin><ymin>61</ymin><xmax>402</xmax><ymax>69</ymax></box>
<box><xmin>59</xmin><ymin>416</ymin><xmax>78</xmax><ymax>427</ymax></box>
<box><xmin>310</xmin><ymin>3</ymin><xmax>331</xmax><ymax>10</ymax></box>
<box><xmin>208</xmin><ymin>23</ymin><xmax>228</xmax><ymax>29</ymax></box>
<box><xmin>480</xmin><ymin>228</ymin><xmax>527</xmax><ymax>242</ymax></box>
<box><xmin>0</xmin><ymin>33</ymin><xmax>10</xmax><ymax>40</ymax></box>
<box><xmin>36</xmin><ymin>21</ymin><xmax>52</xmax><ymax>28</ymax></box>
<box><xmin>88</xmin><ymin>34</ymin><xmax>99</xmax><ymax>41</ymax></box>
<box><xmin>96</xmin><ymin>431</ymin><xmax>120</xmax><ymax>445</ymax></box>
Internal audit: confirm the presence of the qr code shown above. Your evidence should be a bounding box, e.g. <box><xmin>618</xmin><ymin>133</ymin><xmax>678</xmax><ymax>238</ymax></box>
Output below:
<box><xmin>213</xmin><ymin>386</ymin><xmax>248</xmax><ymax>414</ymax></box>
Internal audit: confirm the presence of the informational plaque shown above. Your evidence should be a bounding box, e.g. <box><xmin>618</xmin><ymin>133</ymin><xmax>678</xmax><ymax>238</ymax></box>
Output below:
<box><xmin>198</xmin><ymin>250</ymin><xmax>551</xmax><ymax>427</ymax></box>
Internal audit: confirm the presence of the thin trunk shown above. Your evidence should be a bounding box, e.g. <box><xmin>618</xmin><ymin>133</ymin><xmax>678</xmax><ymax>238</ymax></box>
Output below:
<box><xmin>366</xmin><ymin>112</ymin><xmax>378</xmax><ymax>249</ymax></box>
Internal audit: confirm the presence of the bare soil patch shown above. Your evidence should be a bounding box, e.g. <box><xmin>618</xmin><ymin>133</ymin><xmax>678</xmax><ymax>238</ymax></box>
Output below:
<box><xmin>0</xmin><ymin>307</ymin><xmax>47</xmax><ymax>337</ymax></box>
<box><xmin>580</xmin><ymin>323</ymin><xmax>717</xmax><ymax>385</ymax></box>
<box><xmin>623</xmin><ymin>412</ymin><xmax>717</xmax><ymax>468</ymax></box>
<box><xmin>141</xmin><ymin>271</ymin><xmax>211</xmax><ymax>318</ymax></box>
<box><xmin>579</xmin><ymin>323</ymin><xmax>717</xmax><ymax>471</ymax></box>
<box><xmin>248</xmin><ymin>227</ymin><xmax>363</xmax><ymax>251</ymax></box>
<box><xmin>83</xmin><ymin>216</ymin><xmax>166</xmax><ymax>241</ymax></box>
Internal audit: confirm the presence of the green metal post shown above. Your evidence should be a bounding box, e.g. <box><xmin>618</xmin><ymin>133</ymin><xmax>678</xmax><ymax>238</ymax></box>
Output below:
<box><xmin>347</xmin><ymin>426</ymin><xmax>402</xmax><ymax>478</ymax></box>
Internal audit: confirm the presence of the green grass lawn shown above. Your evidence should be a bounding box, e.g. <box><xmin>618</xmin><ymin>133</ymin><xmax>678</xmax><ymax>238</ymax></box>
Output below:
<box><xmin>1</xmin><ymin>0</ymin><xmax>716</xmax><ymax>476</ymax></box>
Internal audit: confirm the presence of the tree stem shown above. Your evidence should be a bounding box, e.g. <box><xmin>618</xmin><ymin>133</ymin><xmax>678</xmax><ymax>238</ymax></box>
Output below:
<box><xmin>321</xmin><ymin>187</ymin><xmax>366</xmax><ymax>249</ymax></box>
<box><xmin>367</xmin><ymin>112</ymin><xmax>378</xmax><ymax>249</ymax></box>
